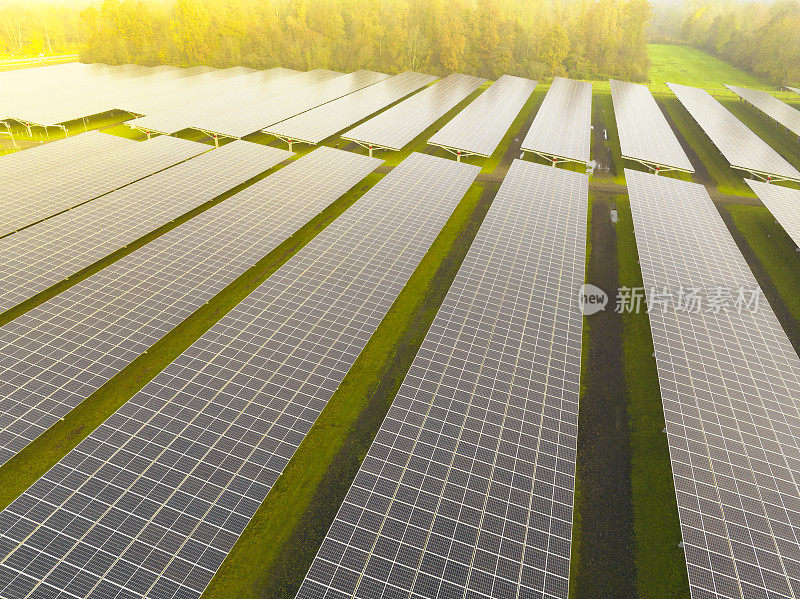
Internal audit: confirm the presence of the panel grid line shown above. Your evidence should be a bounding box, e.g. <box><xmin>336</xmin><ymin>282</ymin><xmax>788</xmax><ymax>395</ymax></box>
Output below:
<box><xmin>626</xmin><ymin>168</ymin><xmax>800</xmax><ymax>599</ymax></box>
<box><xmin>298</xmin><ymin>160</ymin><xmax>587</xmax><ymax>599</ymax></box>
<box><xmin>0</xmin><ymin>153</ymin><xmax>480</xmax><ymax>599</ymax></box>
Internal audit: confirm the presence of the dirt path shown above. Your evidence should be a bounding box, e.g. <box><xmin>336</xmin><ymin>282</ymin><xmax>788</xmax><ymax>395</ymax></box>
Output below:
<box><xmin>572</xmin><ymin>193</ymin><xmax>636</xmax><ymax>599</ymax></box>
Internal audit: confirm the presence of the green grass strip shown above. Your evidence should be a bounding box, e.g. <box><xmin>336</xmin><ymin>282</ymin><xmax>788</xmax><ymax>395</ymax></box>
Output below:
<box><xmin>0</xmin><ymin>172</ymin><xmax>387</xmax><ymax>510</ymax></box>
<box><xmin>568</xmin><ymin>191</ymin><xmax>593</xmax><ymax>597</ymax></box>
<box><xmin>616</xmin><ymin>195</ymin><xmax>690</xmax><ymax>598</ymax></box>
<box><xmin>201</xmin><ymin>180</ymin><xmax>494</xmax><ymax>599</ymax></box>
<box><xmin>726</xmin><ymin>204</ymin><xmax>800</xmax><ymax>321</ymax></box>
<box><xmin>658</xmin><ymin>96</ymin><xmax>753</xmax><ymax>197</ymax></box>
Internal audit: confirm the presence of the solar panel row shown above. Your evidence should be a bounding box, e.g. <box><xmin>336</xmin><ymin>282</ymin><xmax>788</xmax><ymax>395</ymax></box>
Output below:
<box><xmin>0</xmin><ymin>146</ymin><xmax>379</xmax><ymax>469</ymax></box>
<box><xmin>0</xmin><ymin>141</ymin><xmax>290</xmax><ymax>314</ymax></box>
<box><xmin>126</xmin><ymin>69</ymin><xmax>343</xmax><ymax>136</ymax></box>
<box><xmin>428</xmin><ymin>74</ymin><xmax>538</xmax><ymax>158</ymax></box>
<box><xmin>263</xmin><ymin>71</ymin><xmax>439</xmax><ymax>147</ymax></box>
<box><xmin>0</xmin><ymin>131</ymin><xmax>135</xmax><ymax>186</ymax></box>
<box><xmin>299</xmin><ymin>159</ymin><xmax>587</xmax><ymax>599</ymax></box>
<box><xmin>185</xmin><ymin>69</ymin><xmax>390</xmax><ymax>140</ymax></box>
<box><xmin>0</xmin><ymin>135</ymin><xmax>206</xmax><ymax>239</ymax></box>
<box><xmin>787</xmin><ymin>87</ymin><xmax>800</xmax><ymax>97</ymax></box>
<box><xmin>0</xmin><ymin>153</ymin><xmax>480</xmax><ymax>599</ymax></box>
<box><xmin>343</xmin><ymin>73</ymin><xmax>487</xmax><ymax>152</ymax></box>
<box><xmin>746</xmin><ymin>180</ymin><xmax>800</xmax><ymax>248</ymax></box>
<box><xmin>668</xmin><ymin>82</ymin><xmax>800</xmax><ymax>182</ymax></box>
<box><xmin>520</xmin><ymin>77</ymin><xmax>592</xmax><ymax>165</ymax></box>
<box><xmin>627</xmin><ymin>169</ymin><xmax>800</xmax><ymax>599</ymax></box>
<box><xmin>610</xmin><ymin>79</ymin><xmax>694</xmax><ymax>173</ymax></box>
<box><xmin>118</xmin><ymin>67</ymin><xmax>302</xmax><ymax>117</ymax></box>
<box><xmin>2</xmin><ymin>65</ymin><xmax>308</xmax><ymax>130</ymax></box>
<box><xmin>725</xmin><ymin>85</ymin><xmax>800</xmax><ymax>139</ymax></box>
<box><xmin>3</xmin><ymin>64</ymin><xmax>216</xmax><ymax>127</ymax></box>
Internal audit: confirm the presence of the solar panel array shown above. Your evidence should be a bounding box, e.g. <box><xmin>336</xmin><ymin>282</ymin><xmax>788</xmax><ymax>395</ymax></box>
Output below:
<box><xmin>1</xmin><ymin>65</ymin><xmax>308</xmax><ymax>128</ymax></box>
<box><xmin>428</xmin><ymin>74</ymin><xmax>538</xmax><ymax>157</ymax></box>
<box><xmin>0</xmin><ymin>153</ymin><xmax>480</xmax><ymax>599</ymax></box>
<box><xmin>3</xmin><ymin>64</ymin><xmax>211</xmax><ymax>127</ymax></box>
<box><xmin>787</xmin><ymin>87</ymin><xmax>800</xmax><ymax>97</ymax></box>
<box><xmin>118</xmin><ymin>67</ymin><xmax>301</xmax><ymax>117</ymax></box>
<box><xmin>610</xmin><ymin>79</ymin><xmax>694</xmax><ymax>172</ymax></box>
<box><xmin>126</xmin><ymin>69</ymin><xmax>344</xmax><ymax>136</ymax></box>
<box><xmin>181</xmin><ymin>69</ymin><xmax>390</xmax><ymax>139</ymax></box>
<box><xmin>520</xmin><ymin>76</ymin><xmax>592</xmax><ymax>165</ymax></box>
<box><xmin>626</xmin><ymin>168</ymin><xmax>800</xmax><ymax>599</ymax></box>
<box><xmin>668</xmin><ymin>82</ymin><xmax>800</xmax><ymax>182</ymax></box>
<box><xmin>262</xmin><ymin>71</ymin><xmax>439</xmax><ymax>145</ymax></box>
<box><xmin>0</xmin><ymin>147</ymin><xmax>380</xmax><ymax>468</ymax></box>
<box><xmin>299</xmin><ymin>159</ymin><xmax>587</xmax><ymax>599</ymax></box>
<box><xmin>343</xmin><ymin>74</ymin><xmax>487</xmax><ymax>151</ymax></box>
<box><xmin>725</xmin><ymin>85</ymin><xmax>800</xmax><ymax>138</ymax></box>
<box><xmin>0</xmin><ymin>135</ymin><xmax>205</xmax><ymax>238</ymax></box>
<box><xmin>746</xmin><ymin>179</ymin><xmax>800</xmax><ymax>248</ymax></box>
<box><xmin>0</xmin><ymin>141</ymin><xmax>291</xmax><ymax>313</ymax></box>
<box><xmin>0</xmin><ymin>131</ymin><xmax>135</xmax><ymax>187</ymax></box>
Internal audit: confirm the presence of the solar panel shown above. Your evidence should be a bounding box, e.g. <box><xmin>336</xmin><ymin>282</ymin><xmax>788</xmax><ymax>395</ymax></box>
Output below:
<box><xmin>610</xmin><ymin>79</ymin><xmax>694</xmax><ymax>173</ymax></box>
<box><xmin>626</xmin><ymin>168</ymin><xmax>800</xmax><ymax>599</ymax></box>
<box><xmin>178</xmin><ymin>69</ymin><xmax>390</xmax><ymax>140</ymax></box>
<box><xmin>725</xmin><ymin>85</ymin><xmax>800</xmax><ymax>138</ymax></box>
<box><xmin>0</xmin><ymin>135</ymin><xmax>206</xmax><ymax>238</ymax></box>
<box><xmin>521</xmin><ymin>77</ymin><xmax>592</xmax><ymax>165</ymax></box>
<box><xmin>668</xmin><ymin>82</ymin><xmax>800</xmax><ymax>182</ymax></box>
<box><xmin>0</xmin><ymin>141</ymin><xmax>291</xmax><ymax>313</ymax></box>
<box><xmin>746</xmin><ymin>180</ymin><xmax>800</xmax><ymax>248</ymax></box>
<box><xmin>0</xmin><ymin>153</ymin><xmax>479</xmax><ymax>599</ymax></box>
<box><xmin>0</xmin><ymin>131</ymin><xmax>135</xmax><ymax>185</ymax></box>
<box><xmin>298</xmin><ymin>159</ymin><xmax>587</xmax><ymax>599</ymax></box>
<box><xmin>112</xmin><ymin>67</ymin><xmax>297</xmax><ymax>114</ymax></box>
<box><xmin>343</xmin><ymin>73</ymin><xmax>487</xmax><ymax>152</ymax></box>
<box><xmin>0</xmin><ymin>147</ymin><xmax>379</xmax><ymax>467</ymax></box>
<box><xmin>428</xmin><ymin>74</ymin><xmax>538</xmax><ymax>158</ymax></box>
<box><xmin>127</xmin><ymin>69</ymin><xmax>344</xmax><ymax>137</ymax></box>
<box><xmin>262</xmin><ymin>71</ymin><xmax>439</xmax><ymax>148</ymax></box>
<box><xmin>5</xmin><ymin>65</ymin><xmax>281</xmax><ymax>129</ymax></box>
<box><xmin>118</xmin><ymin>67</ymin><xmax>292</xmax><ymax>117</ymax></box>
<box><xmin>787</xmin><ymin>87</ymin><xmax>800</xmax><ymax>97</ymax></box>
<box><xmin>2</xmin><ymin>65</ymin><xmax>197</xmax><ymax>127</ymax></box>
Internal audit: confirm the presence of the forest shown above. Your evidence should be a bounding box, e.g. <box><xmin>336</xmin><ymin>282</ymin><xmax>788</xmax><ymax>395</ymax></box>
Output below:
<box><xmin>680</xmin><ymin>0</ymin><xmax>800</xmax><ymax>85</ymax></box>
<box><xmin>1</xmin><ymin>0</ymin><xmax>799</xmax><ymax>86</ymax></box>
<box><xmin>3</xmin><ymin>0</ymin><xmax>651</xmax><ymax>82</ymax></box>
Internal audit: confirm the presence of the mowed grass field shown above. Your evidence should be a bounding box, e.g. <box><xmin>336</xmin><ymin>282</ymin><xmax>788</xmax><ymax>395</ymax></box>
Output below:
<box><xmin>647</xmin><ymin>43</ymin><xmax>767</xmax><ymax>87</ymax></box>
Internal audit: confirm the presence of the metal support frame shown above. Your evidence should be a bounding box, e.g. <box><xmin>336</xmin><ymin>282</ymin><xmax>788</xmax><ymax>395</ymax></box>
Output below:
<box><xmin>432</xmin><ymin>144</ymin><xmax>484</xmax><ymax>163</ymax></box>
<box><xmin>0</xmin><ymin>121</ymin><xmax>18</xmax><ymax>150</ymax></box>
<box><xmin>738</xmin><ymin>167</ymin><xmax>798</xmax><ymax>185</ymax></box>
<box><xmin>269</xmin><ymin>133</ymin><xmax>311</xmax><ymax>152</ymax></box>
<box><xmin>345</xmin><ymin>138</ymin><xmax>398</xmax><ymax>158</ymax></box>
<box><xmin>524</xmin><ymin>150</ymin><xmax>587</xmax><ymax>168</ymax></box>
<box><xmin>623</xmin><ymin>156</ymin><xmax>693</xmax><ymax>176</ymax></box>
<box><xmin>195</xmin><ymin>128</ymin><xmax>236</xmax><ymax>148</ymax></box>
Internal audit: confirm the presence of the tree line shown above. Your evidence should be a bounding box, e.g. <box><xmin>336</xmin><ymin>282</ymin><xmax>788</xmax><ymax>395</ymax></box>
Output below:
<box><xmin>0</xmin><ymin>1</ymin><xmax>84</xmax><ymax>57</ymax></box>
<box><xmin>0</xmin><ymin>0</ymin><xmax>652</xmax><ymax>82</ymax></box>
<box><xmin>681</xmin><ymin>0</ymin><xmax>800</xmax><ymax>86</ymax></box>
